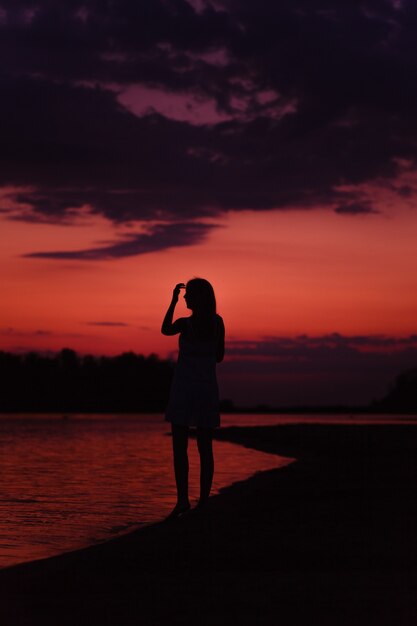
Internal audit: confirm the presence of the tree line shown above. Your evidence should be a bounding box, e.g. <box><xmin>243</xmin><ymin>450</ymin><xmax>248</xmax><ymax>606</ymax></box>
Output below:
<box><xmin>1</xmin><ymin>349</ymin><xmax>415</xmax><ymax>413</ymax></box>
<box><xmin>372</xmin><ymin>367</ymin><xmax>417</xmax><ymax>414</ymax></box>
<box><xmin>0</xmin><ymin>349</ymin><xmax>174</xmax><ymax>412</ymax></box>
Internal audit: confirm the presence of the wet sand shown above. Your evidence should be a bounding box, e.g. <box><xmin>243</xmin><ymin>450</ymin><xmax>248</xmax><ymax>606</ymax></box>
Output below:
<box><xmin>0</xmin><ymin>423</ymin><xmax>416</xmax><ymax>626</ymax></box>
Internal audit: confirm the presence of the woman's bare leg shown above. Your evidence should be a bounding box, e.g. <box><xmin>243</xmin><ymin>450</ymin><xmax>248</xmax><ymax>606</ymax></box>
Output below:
<box><xmin>196</xmin><ymin>427</ymin><xmax>214</xmax><ymax>506</ymax></box>
<box><xmin>171</xmin><ymin>423</ymin><xmax>190</xmax><ymax>512</ymax></box>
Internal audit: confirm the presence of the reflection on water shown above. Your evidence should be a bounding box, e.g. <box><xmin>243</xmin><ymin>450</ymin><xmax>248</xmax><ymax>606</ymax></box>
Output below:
<box><xmin>222</xmin><ymin>413</ymin><xmax>417</xmax><ymax>426</ymax></box>
<box><xmin>0</xmin><ymin>414</ymin><xmax>293</xmax><ymax>568</ymax></box>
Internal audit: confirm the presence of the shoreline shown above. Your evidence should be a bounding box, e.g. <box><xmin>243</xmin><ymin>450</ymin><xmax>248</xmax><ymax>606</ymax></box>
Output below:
<box><xmin>1</xmin><ymin>423</ymin><xmax>416</xmax><ymax>625</ymax></box>
<box><xmin>1</xmin><ymin>409</ymin><xmax>417</xmax><ymax>416</ymax></box>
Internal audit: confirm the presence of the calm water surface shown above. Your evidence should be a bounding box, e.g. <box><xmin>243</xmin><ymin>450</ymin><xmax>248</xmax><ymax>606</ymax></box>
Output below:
<box><xmin>0</xmin><ymin>412</ymin><xmax>414</xmax><ymax>569</ymax></box>
<box><xmin>0</xmin><ymin>413</ymin><xmax>293</xmax><ymax>568</ymax></box>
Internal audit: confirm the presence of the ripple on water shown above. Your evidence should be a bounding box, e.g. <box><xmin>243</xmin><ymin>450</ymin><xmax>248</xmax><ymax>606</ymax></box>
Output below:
<box><xmin>0</xmin><ymin>414</ymin><xmax>293</xmax><ymax>568</ymax></box>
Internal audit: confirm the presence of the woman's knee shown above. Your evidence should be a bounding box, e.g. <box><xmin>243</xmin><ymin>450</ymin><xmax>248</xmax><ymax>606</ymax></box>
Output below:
<box><xmin>172</xmin><ymin>424</ymin><xmax>189</xmax><ymax>452</ymax></box>
<box><xmin>197</xmin><ymin>428</ymin><xmax>213</xmax><ymax>455</ymax></box>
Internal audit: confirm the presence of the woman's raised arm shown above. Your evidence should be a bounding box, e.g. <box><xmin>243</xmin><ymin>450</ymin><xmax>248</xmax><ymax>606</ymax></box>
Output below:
<box><xmin>161</xmin><ymin>283</ymin><xmax>186</xmax><ymax>335</ymax></box>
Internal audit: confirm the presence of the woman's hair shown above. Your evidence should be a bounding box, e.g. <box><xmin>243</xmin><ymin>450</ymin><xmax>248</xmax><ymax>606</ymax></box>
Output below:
<box><xmin>186</xmin><ymin>278</ymin><xmax>217</xmax><ymax>317</ymax></box>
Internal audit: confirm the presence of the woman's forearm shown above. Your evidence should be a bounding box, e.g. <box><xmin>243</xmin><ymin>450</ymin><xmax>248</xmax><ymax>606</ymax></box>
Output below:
<box><xmin>161</xmin><ymin>298</ymin><xmax>177</xmax><ymax>335</ymax></box>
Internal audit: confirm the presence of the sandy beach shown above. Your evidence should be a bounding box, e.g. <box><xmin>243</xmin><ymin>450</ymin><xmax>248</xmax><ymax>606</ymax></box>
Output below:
<box><xmin>0</xmin><ymin>423</ymin><xmax>416</xmax><ymax>626</ymax></box>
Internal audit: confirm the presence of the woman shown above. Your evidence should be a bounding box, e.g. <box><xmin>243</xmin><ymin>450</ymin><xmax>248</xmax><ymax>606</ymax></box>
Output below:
<box><xmin>161</xmin><ymin>278</ymin><xmax>225</xmax><ymax>517</ymax></box>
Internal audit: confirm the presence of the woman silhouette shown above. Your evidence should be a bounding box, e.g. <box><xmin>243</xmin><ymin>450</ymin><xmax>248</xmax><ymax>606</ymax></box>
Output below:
<box><xmin>162</xmin><ymin>278</ymin><xmax>225</xmax><ymax>517</ymax></box>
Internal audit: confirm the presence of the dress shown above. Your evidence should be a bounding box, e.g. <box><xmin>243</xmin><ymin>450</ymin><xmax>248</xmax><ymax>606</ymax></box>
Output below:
<box><xmin>165</xmin><ymin>316</ymin><xmax>221</xmax><ymax>428</ymax></box>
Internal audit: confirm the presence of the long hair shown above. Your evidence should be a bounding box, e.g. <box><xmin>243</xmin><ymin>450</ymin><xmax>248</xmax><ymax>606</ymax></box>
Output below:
<box><xmin>186</xmin><ymin>278</ymin><xmax>217</xmax><ymax>317</ymax></box>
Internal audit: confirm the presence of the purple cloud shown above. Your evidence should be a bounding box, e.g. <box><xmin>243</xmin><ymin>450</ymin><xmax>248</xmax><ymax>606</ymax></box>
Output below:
<box><xmin>2</xmin><ymin>0</ymin><xmax>417</xmax><ymax>245</ymax></box>
<box><xmin>218</xmin><ymin>334</ymin><xmax>417</xmax><ymax>406</ymax></box>
<box><xmin>23</xmin><ymin>221</ymin><xmax>217</xmax><ymax>260</ymax></box>
<box><xmin>334</xmin><ymin>202</ymin><xmax>379</xmax><ymax>215</ymax></box>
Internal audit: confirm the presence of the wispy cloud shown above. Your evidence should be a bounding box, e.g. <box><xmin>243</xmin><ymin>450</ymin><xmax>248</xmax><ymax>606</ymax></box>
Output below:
<box><xmin>0</xmin><ymin>328</ymin><xmax>84</xmax><ymax>339</ymax></box>
<box><xmin>0</xmin><ymin>327</ymin><xmax>52</xmax><ymax>337</ymax></box>
<box><xmin>23</xmin><ymin>221</ymin><xmax>218</xmax><ymax>260</ymax></box>
<box><xmin>86</xmin><ymin>322</ymin><xmax>129</xmax><ymax>327</ymax></box>
<box><xmin>334</xmin><ymin>202</ymin><xmax>379</xmax><ymax>215</ymax></box>
<box><xmin>226</xmin><ymin>334</ymin><xmax>417</xmax><ymax>357</ymax></box>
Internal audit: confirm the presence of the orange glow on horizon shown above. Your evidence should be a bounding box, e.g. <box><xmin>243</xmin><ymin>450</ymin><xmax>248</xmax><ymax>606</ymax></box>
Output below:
<box><xmin>1</xmin><ymin>204</ymin><xmax>417</xmax><ymax>357</ymax></box>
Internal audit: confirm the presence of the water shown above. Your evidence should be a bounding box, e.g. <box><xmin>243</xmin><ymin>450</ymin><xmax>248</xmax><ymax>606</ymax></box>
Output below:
<box><xmin>0</xmin><ymin>412</ymin><xmax>415</xmax><ymax>569</ymax></box>
<box><xmin>0</xmin><ymin>413</ymin><xmax>294</xmax><ymax>568</ymax></box>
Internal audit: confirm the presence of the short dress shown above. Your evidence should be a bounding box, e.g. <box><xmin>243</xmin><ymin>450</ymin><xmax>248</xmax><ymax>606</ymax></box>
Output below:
<box><xmin>165</xmin><ymin>316</ymin><xmax>221</xmax><ymax>428</ymax></box>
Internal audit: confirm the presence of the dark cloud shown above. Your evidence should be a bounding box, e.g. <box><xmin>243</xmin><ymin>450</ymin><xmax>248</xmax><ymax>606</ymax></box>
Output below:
<box><xmin>2</xmin><ymin>0</ymin><xmax>417</xmax><ymax>253</ymax></box>
<box><xmin>226</xmin><ymin>333</ymin><xmax>417</xmax><ymax>358</ymax></box>
<box><xmin>334</xmin><ymin>202</ymin><xmax>378</xmax><ymax>215</ymax></box>
<box><xmin>219</xmin><ymin>333</ymin><xmax>417</xmax><ymax>405</ymax></box>
<box><xmin>23</xmin><ymin>221</ymin><xmax>217</xmax><ymax>259</ymax></box>
<box><xmin>397</xmin><ymin>185</ymin><xmax>413</xmax><ymax>198</ymax></box>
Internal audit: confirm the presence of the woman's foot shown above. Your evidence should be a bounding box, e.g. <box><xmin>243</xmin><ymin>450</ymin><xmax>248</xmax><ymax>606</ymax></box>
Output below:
<box><xmin>195</xmin><ymin>497</ymin><xmax>209</xmax><ymax>511</ymax></box>
<box><xmin>166</xmin><ymin>501</ymin><xmax>191</xmax><ymax>520</ymax></box>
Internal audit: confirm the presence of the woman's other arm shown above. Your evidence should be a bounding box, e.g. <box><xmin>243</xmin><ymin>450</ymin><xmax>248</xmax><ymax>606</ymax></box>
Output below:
<box><xmin>216</xmin><ymin>315</ymin><xmax>225</xmax><ymax>362</ymax></box>
<box><xmin>161</xmin><ymin>283</ymin><xmax>186</xmax><ymax>335</ymax></box>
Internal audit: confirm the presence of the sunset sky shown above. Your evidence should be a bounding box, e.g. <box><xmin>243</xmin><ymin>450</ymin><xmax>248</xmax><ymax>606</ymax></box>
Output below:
<box><xmin>2</xmin><ymin>0</ymin><xmax>417</xmax><ymax>406</ymax></box>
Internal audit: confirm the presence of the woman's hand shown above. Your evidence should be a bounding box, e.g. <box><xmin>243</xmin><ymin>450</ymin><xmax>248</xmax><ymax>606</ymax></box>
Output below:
<box><xmin>172</xmin><ymin>283</ymin><xmax>185</xmax><ymax>302</ymax></box>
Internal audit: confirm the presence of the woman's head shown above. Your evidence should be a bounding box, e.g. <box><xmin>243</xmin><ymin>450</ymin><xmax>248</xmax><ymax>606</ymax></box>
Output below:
<box><xmin>184</xmin><ymin>278</ymin><xmax>216</xmax><ymax>315</ymax></box>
